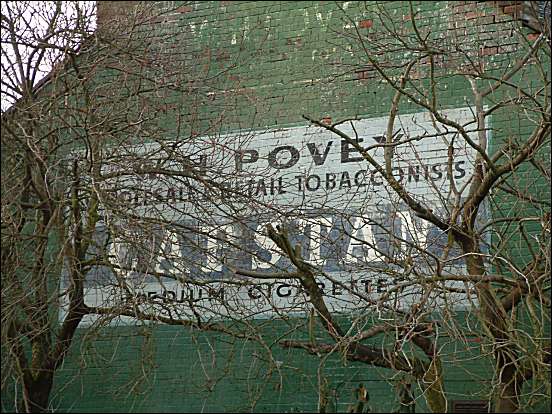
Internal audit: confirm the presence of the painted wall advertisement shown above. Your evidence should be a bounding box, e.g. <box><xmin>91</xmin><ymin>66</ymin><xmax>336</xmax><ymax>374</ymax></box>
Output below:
<box><xmin>61</xmin><ymin>107</ymin><xmax>482</xmax><ymax>324</ymax></box>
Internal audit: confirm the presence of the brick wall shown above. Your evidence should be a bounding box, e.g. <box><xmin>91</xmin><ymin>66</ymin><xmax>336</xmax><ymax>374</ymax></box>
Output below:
<box><xmin>2</xmin><ymin>1</ymin><xmax>549</xmax><ymax>412</ymax></box>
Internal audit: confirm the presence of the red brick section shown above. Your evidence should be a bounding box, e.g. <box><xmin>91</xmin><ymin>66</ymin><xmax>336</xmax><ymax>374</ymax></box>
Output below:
<box><xmin>356</xmin><ymin>70</ymin><xmax>370</xmax><ymax>80</ymax></box>
<box><xmin>176</xmin><ymin>5</ymin><xmax>193</xmax><ymax>13</ymax></box>
<box><xmin>97</xmin><ymin>1</ymin><xmax>139</xmax><ymax>28</ymax></box>
<box><xmin>321</xmin><ymin>117</ymin><xmax>332</xmax><ymax>125</ymax></box>
<box><xmin>480</xmin><ymin>46</ymin><xmax>499</xmax><ymax>56</ymax></box>
<box><xmin>465</xmin><ymin>11</ymin><xmax>485</xmax><ymax>19</ymax></box>
<box><xmin>358</xmin><ymin>19</ymin><xmax>373</xmax><ymax>29</ymax></box>
<box><xmin>503</xmin><ymin>3</ymin><xmax>523</xmax><ymax>16</ymax></box>
<box><xmin>286</xmin><ymin>37</ymin><xmax>302</xmax><ymax>47</ymax></box>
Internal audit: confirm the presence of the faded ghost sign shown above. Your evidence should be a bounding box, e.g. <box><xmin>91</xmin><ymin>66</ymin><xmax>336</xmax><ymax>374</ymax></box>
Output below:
<box><xmin>64</xmin><ymin>107</ymin><xmax>483</xmax><ymax>324</ymax></box>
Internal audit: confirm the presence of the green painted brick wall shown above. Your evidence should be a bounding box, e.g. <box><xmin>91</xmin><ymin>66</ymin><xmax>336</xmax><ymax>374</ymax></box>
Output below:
<box><xmin>11</xmin><ymin>319</ymin><xmax>496</xmax><ymax>413</ymax></box>
<box><xmin>2</xmin><ymin>1</ymin><xmax>549</xmax><ymax>412</ymax></box>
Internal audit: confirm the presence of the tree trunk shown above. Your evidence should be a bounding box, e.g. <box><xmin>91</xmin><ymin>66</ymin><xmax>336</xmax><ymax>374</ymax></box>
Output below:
<box><xmin>463</xmin><ymin>243</ymin><xmax>521</xmax><ymax>413</ymax></box>
<box><xmin>494</xmin><ymin>352</ymin><xmax>521</xmax><ymax>413</ymax></box>
<box><xmin>420</xmin><ymin>358</ymin><xmax>447</xmax><ymax>413</ymax></box>
<box><xmin>22</xmin><ymin>374</ymin><xmax>54</xmax><ymax>413</ymax></box>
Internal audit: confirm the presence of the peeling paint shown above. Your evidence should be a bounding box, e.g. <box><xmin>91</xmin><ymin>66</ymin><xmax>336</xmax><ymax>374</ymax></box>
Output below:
<box><xmin>243</xmin><ymin>15</ymin><xmax>250</xmax><ymax>40</ymax></box>
<box><xmin>315</xmin><ymin>9</ymin><xmax>332</xmax><ymax>24</ymax></box>
<box><xmin>199</xmin><ymin>19</ymin><xmax>208</xmax><ymax>34</ymax></box>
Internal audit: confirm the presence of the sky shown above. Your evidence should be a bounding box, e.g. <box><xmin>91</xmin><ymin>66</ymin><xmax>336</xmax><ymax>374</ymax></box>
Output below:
<box><xmin>1</xmin><ymin>1</ymin><xmax>96</xmax><ymax>111</ymax></box>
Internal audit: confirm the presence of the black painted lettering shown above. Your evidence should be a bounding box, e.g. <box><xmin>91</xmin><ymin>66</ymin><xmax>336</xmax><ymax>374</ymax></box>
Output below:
<box><xmin>431</xmin><ymin>163</ymin><xmax>443</xmax><ymax>180</ymax></box>
<box><xmin>247</xmin><ymin>179</ymin><xmax>255</xmax><ymax>197</ymax></box>
<box><xmin>120</xmin><ymin>191</ymin><xmax>131</xmax><ymax>203</ymax></box>
<box><xmin>163</xmin><ymin>290</ymin><xmax>176</xmax><ymax>303</ymax></box>
<box><xmin>268</xmin><ymin>146</ymin><xmax>300</xmax><ymax>169</ymax></box>
<box><xmin>341</xmin><ymin>138</ymin><xmax>364</xmax><ymax>163</ymax></box>
<box><xmin>306</xmin><ymin>174</ymin><xmax>321</xmax><ymax>191</ymax></box>
<box><xmin>235</xmin><ymin>149</ymin><xmax>259</xmax><ymax>172</ymax></box>
<box><xmin>454</xmin><ymin>160</ymin><xmax>466</xmax><ymax>179</ymax></box>
<box><xmin>370</xmin><ymin>170</ymin><xmax>383</xmax><ymax>186</ymax></box>
<box><xmin>208</xmin><ymin>287</ymin><xmax>224</xmax><ymax>300</ymax></box>
<box><xmin>295</xmin><ymin>175</ymin><xmax>304</xmax><ymax>191</ymax></box>
<box><xmin>316</xmin><ymin>282</ymin><xmax>325</xmax><ymax>294</ymax></box>
<box><xmin>307</xmin><ymin>141</ymin><xmax>333</xmax><ymax>166</ymax></box>
<box><xmin>422</xmin><ymin>164</ymin><xmax>429</xmax><ymax>180</ymax></box>
<box><xmin>408</xmin><ymin>166</ymin><xmax>420</xmax><ymax>183</ymax></box>
<box><xmin>166</xmin><ymin>187</ymin><xmax>177</xmax><ymax>202</ymax></box>
<box><xmin>326</xmin><ymin>173</ymin><xmax>336</xmax><ymax>190</ymax></box>
<box><xmin>339</xmin><ymin>171</ymin><xmax>351</xmax><ymax>189</ymax></box>
<box><xmin>354</xmin><ymin>170</ymin><xmax>367</xmax><ymax>187</ymax></box>
<box><xmin>392</xmin><ymin>167</ymin><xmax>404</xmax><ymax>183</ymax></box>
<box><xmin>154</xmin><ymin>188</ymin><xmax>164</xmax><ymax>201</ymax></box>
<box><xmin>255</xmin><ymin>179</ymin><xmax>267</xmax><ymax>196</ymax></box>
<box><xmin>276</xmin><ymin>284</ymin><xmax>291</xmax><ymax>297</ymax></box>
<box><xmin>360</xmin><ymin>279</ymin><xmax>371</xmax><ymax>293</ymax></box>
<box><xmin>248</xmin><ymin>286</ymin><xmax>261</xmax><ymax>299</ymax></box>
<box><xmin>278</xmin><ymin>177</ymin><xmax>287</xmax><ymax>194</ymax></box>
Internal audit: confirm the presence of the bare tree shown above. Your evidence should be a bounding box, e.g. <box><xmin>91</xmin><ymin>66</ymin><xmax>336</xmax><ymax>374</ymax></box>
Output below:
<box><xmin>1</xmin><ymin>1</ymin><xmax>262</xmax><ymax>411</ymax></box>
<box><xmin>1</xmin><ymin>3</ymin><xmax>100</xmax><ymax>410</ymax></box>
<box><xmin>268</xmin><ymin>2</ymin><xmax>550</xmax><ymax>412</ymax></box>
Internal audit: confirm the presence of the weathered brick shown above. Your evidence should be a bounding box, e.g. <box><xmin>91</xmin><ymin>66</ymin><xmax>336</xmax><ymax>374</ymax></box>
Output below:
<box><xmin>176</xmin><ymin>5</ymin><xmax>193</xmax><ymax>13</ymax></box>
<box><xmin>480</xmin><ymin>46</ymin><xmax>499</xmax><ymax>56</ymax></box>
<box><xmin>358</xmin><ymin>19</ymin><xmax>373</xmax><ymax>29</ymax></box>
